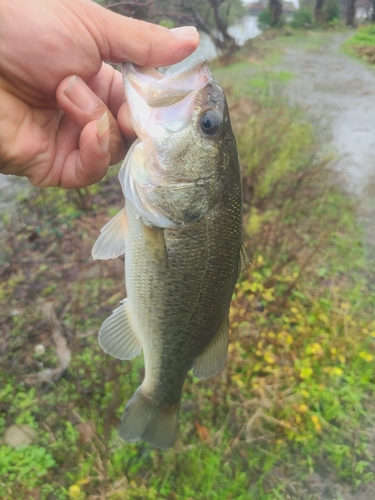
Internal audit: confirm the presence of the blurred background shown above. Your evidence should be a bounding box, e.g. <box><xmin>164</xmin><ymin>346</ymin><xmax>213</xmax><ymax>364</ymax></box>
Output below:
<box><xmin>1</xmin><ymin>1</ymin><xmax>375</xmax><ymax>499</ymax></box>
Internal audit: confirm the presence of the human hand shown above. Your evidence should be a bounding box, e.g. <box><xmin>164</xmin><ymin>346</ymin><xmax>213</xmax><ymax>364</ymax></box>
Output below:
<box><xmin>0</xmin><ymin>0</ymin><xmax>199</xmax><ymax>188</ymax></box>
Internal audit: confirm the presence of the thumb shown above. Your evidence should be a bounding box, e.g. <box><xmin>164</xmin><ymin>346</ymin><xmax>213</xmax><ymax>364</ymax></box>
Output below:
<box><xmin>74</xmin><ymin>0</ymin><xmax>199</xmax><ymax>67</ymax></box>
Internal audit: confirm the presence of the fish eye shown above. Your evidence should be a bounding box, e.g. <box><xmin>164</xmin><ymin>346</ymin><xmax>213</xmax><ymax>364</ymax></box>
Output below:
<box><xmin>200</xmin><ymin>111</ymin><xmax>221</xmax><ymax>137</ymax></box>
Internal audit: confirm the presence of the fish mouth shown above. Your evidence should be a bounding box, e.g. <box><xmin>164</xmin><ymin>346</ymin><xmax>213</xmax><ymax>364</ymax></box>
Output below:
<box><xmin>123</xmin><ymin>57</ymin><xmax>213</xmax><ymax>108</ymax></box>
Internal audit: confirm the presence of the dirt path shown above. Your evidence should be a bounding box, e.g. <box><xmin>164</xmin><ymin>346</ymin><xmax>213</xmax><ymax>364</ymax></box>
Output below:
<box><xmin>275</xmin><ymin>32</ymin><xmax>375</xmax><ymax>252</ymax></box>
<box><xmin>274</xmin><ymin>32</ymin><xmax>375</xmax><ymax>500</ymax></box>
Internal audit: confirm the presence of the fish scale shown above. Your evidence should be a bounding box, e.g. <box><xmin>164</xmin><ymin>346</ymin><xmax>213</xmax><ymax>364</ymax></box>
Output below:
<box><xmin>92</xmin><ymin>57</ymin><xmax>245</xmax><ymax>449</ymax></box>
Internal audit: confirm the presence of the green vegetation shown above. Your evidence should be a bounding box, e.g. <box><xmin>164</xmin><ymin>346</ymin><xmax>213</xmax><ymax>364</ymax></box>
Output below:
<box><xmin>257</xmin><ymin>1</ymin><xmax>340</xmax><ymax>31</ymax></box>
<box><xmin>1</xmin><ymin>40</ymin><xmax>375</xmax><ymax>499</ymax></box>
<box><xmin>289</xmin><ymin>9</ymin><xmax>313</xmax><ymax>30</ymax></box>
<box><xmin>0</xmin><ymin>445</ymin><xmax>56</xmax><ymax>489</ymax></box>
<box><xmin>343</xmin><ymin>26</ymin><xmax>375</xmax><ymax>64</ymax></box>
<box><xmin>257</xmin><ymin>8</ymin><xmax>285</xmax><ymax>31</ymax></box>
<box><xmin>345</xmin><ymin>25</ymin><xmax>375</xmax><ymax>47</ymax></box>
<box><xmin>324</xmin><ymin>0</ymin><xmax>340</xmax><ymax>24</ymax></box>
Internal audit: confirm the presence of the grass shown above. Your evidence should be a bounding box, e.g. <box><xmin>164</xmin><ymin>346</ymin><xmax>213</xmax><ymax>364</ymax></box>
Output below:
<box><xmin>1</xmin><ymin>39</ymin><xmax>375</xmax><ymax>499</ymax></box>
<box><xmin>342</xmin><ymin>25</ymin><xmax>375</xmax><ymax>65</ymax></box>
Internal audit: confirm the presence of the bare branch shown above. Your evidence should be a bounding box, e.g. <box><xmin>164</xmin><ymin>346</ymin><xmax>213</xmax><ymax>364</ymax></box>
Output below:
<box><xmin>23</xmin><ymin>302</ymin><xmax>71</xmax><ymax>385</ymax></box>
<box><xmin>105</xmin><ymin>0</ymin><xmax>154</xmax><ymax>16</ymax></box>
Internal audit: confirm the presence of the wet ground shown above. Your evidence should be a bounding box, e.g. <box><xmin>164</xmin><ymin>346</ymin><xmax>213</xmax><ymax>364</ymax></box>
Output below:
<box><xmin>275</xmin><ymin>32</ymin><xmax>375</xmax><ymax>253</ymax></box>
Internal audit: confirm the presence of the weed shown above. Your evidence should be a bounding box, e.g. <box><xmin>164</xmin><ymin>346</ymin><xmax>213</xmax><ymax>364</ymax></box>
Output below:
<box><xmin>0</xmin><ymin>444</ymin><xmax>56</xmax><ymax>496</ymax></box>
<box><xmin>343</xmin><ymin>26</ymin><xmax>375</xmax><ymax>64</ymax></box>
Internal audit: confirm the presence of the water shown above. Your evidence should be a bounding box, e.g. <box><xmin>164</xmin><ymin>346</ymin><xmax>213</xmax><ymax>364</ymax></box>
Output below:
<box><xmin>228</xmin><ymin>15</ymin><xmax>262</xmax><ymax>45</ymax></box>
<box><xmin>168</xmin><ymin>15</ymin><xmax>261</xmax><ymax>72</ymax></box>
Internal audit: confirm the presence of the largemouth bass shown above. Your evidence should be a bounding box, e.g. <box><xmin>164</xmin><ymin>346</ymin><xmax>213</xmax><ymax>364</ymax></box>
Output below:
<box><xmin>92</xmin><ymin>57</ymin><xmax>245</xmax><ymax>450</ymax></box>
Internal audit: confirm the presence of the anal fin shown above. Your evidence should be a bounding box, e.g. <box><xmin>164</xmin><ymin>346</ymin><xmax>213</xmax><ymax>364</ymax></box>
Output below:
<box><xmin>98</xmin><ymin>299</ymin><xmax>141</xmax><ymax>360</ymax></box>
<box><xmin>193</xmin><ymin>316</ymin><xmax>229</xmax><ymax>379</ymax></box>
<box><xmin>92</xmin><ymin>207</ymin><xmax>127</xmax><ymax>260</ymax></box>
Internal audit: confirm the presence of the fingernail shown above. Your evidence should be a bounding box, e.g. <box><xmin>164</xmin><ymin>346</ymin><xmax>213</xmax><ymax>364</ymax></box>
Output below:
<box><xmin>64</xmin><ymin>75</ymin><xmax>97</xmax><ymax>112</ymax></box>
<box><xmin>170</xmin><ymin>26</ymin><xmax>198</xmax><ymax>39</ymax></box>
<box><xmin>97</xmin><ymin>111</ymin><xmax>110</xmax><ymax>153</ymax></box>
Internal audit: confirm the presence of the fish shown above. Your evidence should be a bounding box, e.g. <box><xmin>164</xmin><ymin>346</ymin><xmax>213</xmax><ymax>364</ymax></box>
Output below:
<box><xmin>92</xmin><ymin>57</ymin><xmax>246</xmax><ymax>450</ymax></box>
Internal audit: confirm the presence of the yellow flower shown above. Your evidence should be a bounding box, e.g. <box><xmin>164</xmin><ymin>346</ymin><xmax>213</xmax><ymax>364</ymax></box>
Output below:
<box><xmin>305</xmin><ymin>343</ymin><xmax>323</xmax><ymax>356</ymax></box>
<box><xmin>69</xmin><ymin>485</ymin><xmax>81</xmax><ymax>499</ymax></box>
<box><xmin>359</xmin><ymin>351</ymin><xmax>374</xmax><ymax>362</ymax></box>
<box><xmin>264</xmin><ymin>352</ymin><xmax>276</xmax><ymax>364</ymax></box>
<box><xmin>323</xmin><ymin>366</ymin><xmax>343</xmax><ymax>376</ymax></box>
<box><xmin>311</xmin><ymin>415</ymin><xmax>322</xmax><ymax>433</ymax></box>
<box><xmin>77</xmin><ymin>479</ymin><xmax>90</xmax><ymax>486</ymax></box>
<box><xmin>300</xmin><ymin>367</ymin><xmax>313</xmax><ymax>379</ymax></box>
<box><xmin>286</xmin><ymin>334</ymin><xmax>293</xmax><ymax>345</ymax></box>
<box><xmin>232</xmin><ymin>373</ymin><xmax>245</xmax><ymax>388</ymax></box>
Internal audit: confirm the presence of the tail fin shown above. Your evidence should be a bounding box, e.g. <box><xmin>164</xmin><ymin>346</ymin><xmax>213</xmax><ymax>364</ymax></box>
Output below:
<box><xmin>119</xmin><ymin>387</ymin><xmax>179</xmax><ymax>450</ymax></box>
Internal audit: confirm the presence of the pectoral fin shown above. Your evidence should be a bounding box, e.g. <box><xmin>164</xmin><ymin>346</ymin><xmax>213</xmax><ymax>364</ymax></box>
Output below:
<box><xmin>193</xmin><ymin>316</ymin><xmax>229</xmax><ymax>379</ymax></box>
<box><xmin>98</xmin><ymin>299</ymin><xmax>141</xmax><ymax>360</ymax></box>
<box><xmin>92</xmin><ymin>207</ymin><xmax>127</xmax><ymax>260</ymax></box>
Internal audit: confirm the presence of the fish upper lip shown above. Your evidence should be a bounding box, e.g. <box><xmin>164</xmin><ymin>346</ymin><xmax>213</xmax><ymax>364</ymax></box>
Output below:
<box><xmin>123</xmin><ymin>57</ymin><xmax>213</xmax><ymax>108</ymax></box>
<box><xmin>122</xmin><ymin>56</ymin><xmax>208</xmax><ymax>82</ymax></box>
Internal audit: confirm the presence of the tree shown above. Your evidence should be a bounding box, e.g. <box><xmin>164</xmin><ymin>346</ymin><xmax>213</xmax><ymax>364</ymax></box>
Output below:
<box><xmin>269</xmin><ymin>0</ymin><xmax>283</xmax><ymax>26</ymax></box>
<box><xmin>104</xmin><ymin>0</ymin><xmax>245</xmax><ymax>53</ymax></box>
<box><xmin>344</xmin><ymin>0</ymin><xmax>357</xmax><ymax>25</ymax></box>
<box><xmin>314</xmin><ymin>0</ymin><xmax>325</xmax><ymax>24</ymax></box>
